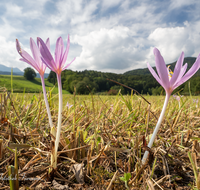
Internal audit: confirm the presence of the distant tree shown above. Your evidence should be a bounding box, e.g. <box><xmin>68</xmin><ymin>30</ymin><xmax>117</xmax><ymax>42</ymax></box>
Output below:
<box><xmin>76</xmin><ymin>81</ymin><xmax>89</xmax><ymax>94</ymax></box>
<box><xmin>48</xmin><ymin>71</ymin><xmax>56</xmax><ymax>84</ymax></box>
<box><xmin>24</xmin><ymin>67</ymin><xmax>36</xmax><ymax>80</ymax></box>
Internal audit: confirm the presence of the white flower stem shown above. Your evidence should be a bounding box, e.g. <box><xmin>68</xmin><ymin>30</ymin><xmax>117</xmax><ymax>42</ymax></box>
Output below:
<box><xmin>41</xmin><ymin>75</ymin><xmax>56</xmax><ymax>170</ymax></box>
<box><xmin>142</xmin><ymin>92</ymin><xmax>170</xmax><ymax>164</ymax></box>
<box><xmin>40</xmin><ymin>74</ymin><xmax>53</xmax><ymax>129</ymax></box>
<box><xmin>54</xmin><ymin>74</ymin><xmax>63</xmax><ymax>168</ymax></box>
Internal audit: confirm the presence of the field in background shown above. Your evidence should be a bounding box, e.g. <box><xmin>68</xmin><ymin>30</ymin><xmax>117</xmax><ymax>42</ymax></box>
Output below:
<box><xmin>0</xmin><ymin>75</ymin><xmax>70</xmax><ymax>94</ymax></box>
<box><xmin>0</xmin><ymin>91</ymin><xmax>199</xmax><ymax>189</ymax></box>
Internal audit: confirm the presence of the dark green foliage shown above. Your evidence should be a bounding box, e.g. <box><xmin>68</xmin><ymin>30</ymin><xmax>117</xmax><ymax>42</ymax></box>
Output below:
<box><xmin>24</xmin><ymin>67</ymin><xmax>36</xmax><ymax>80</ymax></box>
<box><xmin>47</xmin><ymin>71</ymin><xmax>56</xmax><ymax>84</ymax></box>
<box><xmin>76</xmin><ymin>81</ymin><xmax>89</xmax><ymax>94</ymax></box>
<box><xmin>48</xmin><ymin>69</ymin><xmax>159</xmax><ymax>95</ymax></box>
<box><xmin>124</xmin><ymin>57</ymin><xmax>197</xmax><ymax>75</ymax></box>
<box><xmin>47</xmin><ymin>57</ymin><xmax>200</xmax><ymax>95</ymax></box>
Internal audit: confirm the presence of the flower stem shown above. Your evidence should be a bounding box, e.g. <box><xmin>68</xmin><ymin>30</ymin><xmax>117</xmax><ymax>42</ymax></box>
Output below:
<box><xmin>54</xmin><ymin>74</ymin><xmax>63</xmax><ymax>168</ymax></box>
<box><xmin>41</xmin><ymin>74</ymin><xmax>56</xmax><ymax>170</ymax></box>
<box><xmin>142</xmin><ymin>93</ymin><xmax>170</xmax><ymax>164</ymax></box>
<box><xmin>40</xmin><ymin>74</ymin><xmax>53</xmax><ymax>129</ymax></box>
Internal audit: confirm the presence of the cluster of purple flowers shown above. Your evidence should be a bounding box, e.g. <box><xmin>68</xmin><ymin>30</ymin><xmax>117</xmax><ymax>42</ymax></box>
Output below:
<box><xmin>16</xmin><ymin>36</ymin><xmax>75</xmax><ymax>168</ymax></box>
<box><xmin>16</xmin><ymin>36</ymin><xmax>200</xmax><ymax>165</ymax></box>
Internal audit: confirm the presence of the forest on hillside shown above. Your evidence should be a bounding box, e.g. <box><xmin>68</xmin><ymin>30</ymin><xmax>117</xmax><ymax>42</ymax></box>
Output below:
<box><xmin>47</xmin><ymin>68</ymin><xmax>200</xmax><ymax>95</ymax></box>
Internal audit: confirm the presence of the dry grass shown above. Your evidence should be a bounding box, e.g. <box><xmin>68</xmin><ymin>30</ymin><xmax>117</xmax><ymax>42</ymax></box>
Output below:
<box><xmin>0</xmin><ymin>88</ymin><xmax>199</xmax><ymax>189</ymax></box>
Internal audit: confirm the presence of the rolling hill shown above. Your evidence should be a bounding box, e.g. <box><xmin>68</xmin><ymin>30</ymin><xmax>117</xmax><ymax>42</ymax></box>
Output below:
<box><xmin>124</xmin><ymin>57</ymin><xmax>197</xmax><ymax>75</ymax></box>
<box><xmin>0</xmin><ymin>75</ymin><xmax>70</xmax><ymax>94</ymax></box>
<box><xmin>0</xmin><ymin>64</ymin><xmax>49</xmax><ymax>78</ymax></box>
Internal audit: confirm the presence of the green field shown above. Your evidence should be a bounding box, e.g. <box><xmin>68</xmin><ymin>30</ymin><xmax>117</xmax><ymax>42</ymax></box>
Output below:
<box><xmin>0</xmin><ymin>75</ymin><xmax>70</xmax><ymax>94</ymax></box>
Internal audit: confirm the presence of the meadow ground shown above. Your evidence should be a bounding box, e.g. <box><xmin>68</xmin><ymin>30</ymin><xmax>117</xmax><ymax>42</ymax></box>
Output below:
<box><xmin>0</xmin><ymin>75</ymin><xmax>70</xmax><ymax>94</ymax></box>
<box><xmin>0</xmin><ymin>91</ymin><xmax>199</xmax><ymax>189</ymax></box>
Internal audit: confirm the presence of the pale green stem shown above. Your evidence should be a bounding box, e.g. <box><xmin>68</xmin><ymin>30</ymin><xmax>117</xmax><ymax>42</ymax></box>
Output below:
<box><xmin>54</xmin><ymin>73</ymin><xmax>62</xmax><ymax>168</ymax></box>
<box><xmin>142</xmin><ymin>93</ymin><xmax>170</xmax><ymax>164</ymax></box>
<box><xmin>40</xmin><ymin>74</ymin><xmax>53</xmax><ymax>129</ymax></box>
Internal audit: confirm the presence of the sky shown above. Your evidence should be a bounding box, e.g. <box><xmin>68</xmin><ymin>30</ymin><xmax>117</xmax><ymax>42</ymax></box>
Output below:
<box><xmin>1</xmin><ymin>0</ymin><xmax>200</xmax><ymax>74</ymax></box>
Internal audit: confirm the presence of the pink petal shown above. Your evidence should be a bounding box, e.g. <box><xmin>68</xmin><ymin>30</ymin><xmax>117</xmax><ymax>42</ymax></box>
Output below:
<box><xmin>169</xmin><ymin>52</ymin><xmax>184</xmax><ymax>86</ymax></box>
<box><xmin>178</xmin><ymin>63</ymin><xmax>188</xmax><ymax>80</ymax></box>
<box><xmin>30</xmin><ymin>38</ymin><xmax>43</xmax><ymax>69</ymax></box>
<box><xmin>46</xmin><ymin>38</ymin><xmax>50</xmax><ymax>50</ymax></box>
<box><xmin>147</xmin><ymin>62</ymin><xmax>164</xmax><ymax>87</ymax></box>
<box><xmin>19</xmin><ymin>58</ymin><xmax>37</xmax><ymax>70</ymax></box>
<box><xmin>172</xmin><ymin>63</ymin><xmax>187</xmax><ymax>89</ymax></box>
<box><xmin>41</xmin><ymin>57</ymin><xmax>55</xmax><ymax>72</ymax></box>
<box><xmin>55</xmin><ymin>37</ymin><xmax>64</xmax><ymax>68</ymax></box>
<box><xmin>16</xmin><ymin>39</ymin><xmax>21</xmax><ymax>54</ymax></box>
<box><xmin>16</xmin><ymin>39</ymin><xmax>40</xmax><ymax>72</ymax></box>
<box><xmin>37</xmin><ymin>37</ymin><xmax>57</xmax><ymax>72</ymax></box>
<box><xmin>153</xmin><ymin>48</ymin><xmax>170</xmax><ymax>90</ymax></box>
<box><xmin>178</xmin><ymin>55</ymin><xmax>200</xmax><ymax>85</ymax></box>
<box><xmin>62</xmin><ymin>57</ymin><xmax>76</xmax><ymax>71</ymax></box>
<box><xmin>61</xmin><ymin>35</ymin><xmax>70</xmax><ymax>67</ymax></box>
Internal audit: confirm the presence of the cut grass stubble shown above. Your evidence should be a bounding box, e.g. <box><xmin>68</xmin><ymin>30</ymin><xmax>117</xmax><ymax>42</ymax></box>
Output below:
<box><xmin>1</xmin><ymin>90</ymin><xmax>200</xmax><ymax>189</ymax></box>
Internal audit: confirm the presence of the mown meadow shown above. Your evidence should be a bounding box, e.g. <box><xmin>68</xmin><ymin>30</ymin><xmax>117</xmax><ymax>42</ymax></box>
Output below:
<box><xmin>0</xmin><ymin>86</ymin><xmax>199</xmax><ymax>189</ymax></box>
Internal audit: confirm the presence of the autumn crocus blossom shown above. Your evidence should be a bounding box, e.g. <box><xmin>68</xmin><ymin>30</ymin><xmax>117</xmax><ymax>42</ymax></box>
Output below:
<box><xmin>37</xmin><ymin>36</ymin><xmax>75</xmax><ymax>75</ymax></box>
<box><xmin>37</xmin><ymin>36</ymin><xmax>75</xmax><ymax>168</ymax></box>
<box><xmin>142</xmin><ymin>48</ymin><xmax>200</xmax><ymax>163</ymax></box>
<box><xmin>147</xmin><ymin>48</ymin><xmax>200</xmax><ymax>95</ymax></box>
<box><xmin>16</xmin><ymin>38</ymin><xmax>53</xmax><ymax>129</ymax></box>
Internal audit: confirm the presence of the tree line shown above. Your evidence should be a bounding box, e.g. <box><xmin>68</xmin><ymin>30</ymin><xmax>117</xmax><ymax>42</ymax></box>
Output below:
<box><xmin>46</xmin><ymin>69</ymin><xmax>200</xmax><ymax>95</ymax></box>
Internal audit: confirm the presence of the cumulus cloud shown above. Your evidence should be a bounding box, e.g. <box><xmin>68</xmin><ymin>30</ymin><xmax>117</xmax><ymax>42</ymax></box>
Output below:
<box><xmin>148</xmin><ymin>27</ymin><xmax>190</xmax><ymax>61</ymax></box>
<box><xmin>0</xmin><ymin>18</ymin><xmax>23</xmax><ymax>39</ymax></box>
<box><xmin>0</xmin><ymin>0</ymin><xmax>200</xmax><ymax>73</ymax></box>
<box><xmin>71</xmin><ymin>26</ymin><xmax>149</xmax><ymax>73</ymax></box>
<box><xmin>147</xmin><ymin>23</ymin><xmax>200</xmax><ymax>66</ymax></box>
<box><xmin>0</xmin><ymin>36</ymin><xmax>24</xmax><ymax>71</ymax></box>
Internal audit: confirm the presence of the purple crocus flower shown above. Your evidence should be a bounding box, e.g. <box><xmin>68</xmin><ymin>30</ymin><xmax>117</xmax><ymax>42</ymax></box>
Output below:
<box><xmin>37</xmin><ymin>35</ymin><xmax>75</xmax><ymax>75</ymax></box>
<box><xmin>173</xmin><ymin>95</ymin><xmax>182</xmax><ymax>108</ymax></box>
<box><xmin>37</xmin><ymin>35</ymin><xmax>75</xmax><ymax>168</ymax></box>
<box><xmin>16</xmin><ymin>38</ymin><xmax>53</xmax><ymax>129</ymax></box>
<box><xmin>16</xmin><ymin>38</ymin><xmax>48</xmax><ymax>76</ymax></box>
<box><xmin>193</xmin><ymin>99</ymin><xmax>199</xmax><ymax>108</ymax></box>
<box><xmin>142</xmin><ymin>48</ymin><xmax>200</xmax><ymax>164</ymax></box>
<box><xmin>173</xmin><ymin>95</ymin><xmax>180</xmax><ymax>102</ymax></box>
<box><xmin>66</xmin><ymin>102</ymin><xmax>73</xmax><ymax>109</ymax></box>
<box><xmin>147</xmin><ymin>48</ymin><xmax>200</xmax><ymax>95</ymax></box>
<box><xmin>193</xmin><ymin>99</ymin><xmax>198</xmax><ymax>104</ymax></box>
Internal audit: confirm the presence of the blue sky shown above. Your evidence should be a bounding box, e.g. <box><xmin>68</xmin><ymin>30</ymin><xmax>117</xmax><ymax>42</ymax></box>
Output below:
<box><xmin>0</xmin><ymin>0</ymin><xmax>200</xmax><ymax>74</ymax></box>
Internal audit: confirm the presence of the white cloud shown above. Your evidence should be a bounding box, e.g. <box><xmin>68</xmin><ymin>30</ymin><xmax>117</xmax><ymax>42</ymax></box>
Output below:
<box><xmin>4</xmin><ymin>1</ymin><xmax>47</xmax><ymax>19</ymax></box>
<box><xmin>169</xmin><ymin>0</ymin><xmax>197</xmax><ymax>9</ymax></box>
<box><xmin>71</xmin><ymin>0</ymin><xmax>98</xmax><ymax>25</ymax></box>
<box><xmin>186</xmin><ymin>21</ymin><xmax>200</xmax><ymax>57</ymax></box>
<box><xmin>71</xmin><ymin>26</ymin><xmax>148</xmax><ymax>73</ymax></box>
<box><xmin>0</xmin><ymin>18</ymin><xmax>24</xmax><ymax>39</ymax></box>
<box><xmin>5</xmin><ymin>3</ymin><xmax>22</xmax><ymax>17</ymax></box>
<box><xmin>101</xmin><ymin>0</ymin><xmax>122</xmax><ymax>11</ymax></box>
<box><xmin>0</xmin><ymin>0</ymin><xmax>199</xmax><ymax>73</ymax></box>
<box><xmin>49</xmin><ymin>0</ymin><xmax>98</xmax><ymax>26</ymax></box>
<box><xmin>148</xmin><ymin>27</ymin><xmax>192</xmax><ymax>63</ymax></box>
<box><xmin>0</xmin><ymin>36</ymin><xmax>24</xmax><ymax>71</ymax></box>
